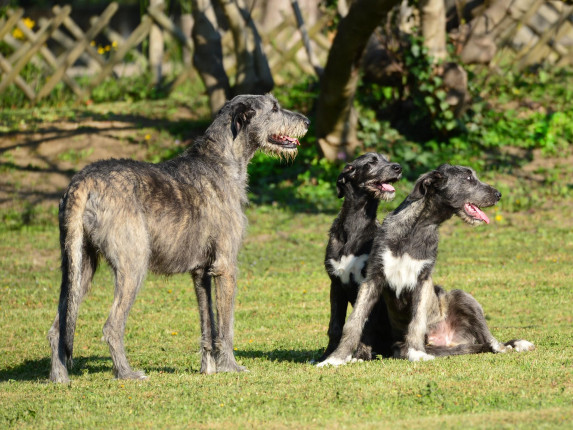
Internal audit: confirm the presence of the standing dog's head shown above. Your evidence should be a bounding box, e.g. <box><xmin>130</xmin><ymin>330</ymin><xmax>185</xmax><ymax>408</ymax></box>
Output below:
<box><xmin>336</xmin><ymin>153</ymin><xmax>402</xmax><ymax>201</ymax></box>
<box><xmin>410</xmin><ymin>164</ymin><xmax>501</xmax><ymax>225</ymax></box>
<box><xmin>213</xmin><ymin>94</ymin><xmax>310</xmax><ymax>160</ymax></box>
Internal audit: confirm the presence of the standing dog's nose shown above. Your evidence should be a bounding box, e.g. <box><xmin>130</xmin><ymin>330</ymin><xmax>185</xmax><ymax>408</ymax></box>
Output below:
<box><xmin>495</xmin><ymin>190</ymin><xmax>502</xmax><ymax>200</ymax></box>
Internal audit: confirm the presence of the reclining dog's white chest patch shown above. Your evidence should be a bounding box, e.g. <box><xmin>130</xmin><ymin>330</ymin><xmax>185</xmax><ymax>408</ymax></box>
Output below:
<box><xmin>329</xmin><ymin>254</ymin><xmax>368</xmax><ymax>285</ymax></box>
<box><xmin>381</xmin><ymin>249</ymin><xmax>431</xmax><ymax>298</ymax></box>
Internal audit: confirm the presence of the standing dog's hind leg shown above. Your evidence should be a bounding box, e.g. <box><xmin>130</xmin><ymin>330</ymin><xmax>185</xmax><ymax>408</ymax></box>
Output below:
<box><xmin>103</xmin><ymin>268</ymin><xmax>147</xmax><ymax>380</ymax></box>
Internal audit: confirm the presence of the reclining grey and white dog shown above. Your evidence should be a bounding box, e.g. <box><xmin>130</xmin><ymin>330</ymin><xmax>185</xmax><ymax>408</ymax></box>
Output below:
<box><xmin>318</xmin><ymin>164</ymin><xmax>534</xmax><ymax>366</ymax></box>
<box><xmin>320</xmin><ymin>153</ymin><xmax>401</xmax><ymax>362</ymax></box>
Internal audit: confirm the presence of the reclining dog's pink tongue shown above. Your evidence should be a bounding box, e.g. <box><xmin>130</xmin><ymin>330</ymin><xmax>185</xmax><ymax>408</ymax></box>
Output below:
<box><xmin>381</xmin><ymin>184</ymin><xmax>395</xmax><ymax>192</ymax></box>
<box><xmin>466</xmin><ymin>203</ymin><xmax>490</xmax><ymax>224</ymax></box>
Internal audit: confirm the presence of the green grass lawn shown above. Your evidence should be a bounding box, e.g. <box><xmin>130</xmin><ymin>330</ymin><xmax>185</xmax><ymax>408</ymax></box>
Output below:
<box><xmin>0</xmin><ymin>197</ymin><xmax>571</xmax><ymax>428</ymax></box>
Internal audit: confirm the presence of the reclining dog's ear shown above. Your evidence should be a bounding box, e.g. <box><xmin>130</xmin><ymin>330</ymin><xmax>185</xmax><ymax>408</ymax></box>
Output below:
<box><xmin>410</xmin><ymin>170</ymin><xmax>445</xmax><ymax>200</ymax></box>
<box><xmin>336</xmin><ymin>164</ymin><xmax>355</xmax><ymax>198</ymax></box>
<box><xmin>231</xmin><ymin>102</ymin><xmax>256</xmax><ymax>139</ymax></box>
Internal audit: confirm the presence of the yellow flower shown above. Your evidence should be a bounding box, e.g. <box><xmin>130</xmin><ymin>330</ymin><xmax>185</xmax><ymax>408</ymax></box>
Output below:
<box><xmin>97</xmin><ymin>46</ymin><xmax>105</xmax><ymax>55</ymax></box>
<box><xmin>495</xmin><ymin>214</ymin><xmax>503</xmax><ymax>222</ymax></box>
<box><xmin>104</xmin><ymin>45</ymin><xmax>111</xmax><ymax>52</ymax></box>
<box><xmin>12</xmin><ymin>18</ymin><xmax>34</xmax><ymax>40</ymax></box>
<box><xmin>90</xmin><ymin>41</ymin><xmax>96</xmax><ymax>46</ymax></box>
<box><xmin>112</xmin><ymin>40</ymin><xmax>118</xmax><ymax>48</ymax></box>
<box><xmin>144</xmin><ymin>134</ymin><xmax>151</xmax><ymax>140</ymax></box>
<box><xmin>23</xmin><ymin>17</ymin><xmax>35</xmax><ymax>29</ymax></box>
<box><xmin>171</xmin><ymin>331</ymin><xmax>178</xmax><ymax>336</ymax></box>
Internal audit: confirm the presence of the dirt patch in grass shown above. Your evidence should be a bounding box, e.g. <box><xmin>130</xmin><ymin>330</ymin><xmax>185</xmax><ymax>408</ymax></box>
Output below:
<box><xmin>0</xmin><ymin>105</ymin><xmax>204</xmax><ymax>211</ymax></box>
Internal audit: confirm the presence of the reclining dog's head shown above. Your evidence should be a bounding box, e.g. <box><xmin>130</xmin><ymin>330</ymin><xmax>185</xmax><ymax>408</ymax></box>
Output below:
<box><xmin>410</xmin><ymin>164</ymin><xmax>501</xmax><ymax>225</ymax></box>
<box><xmin>213</xmin><ymin>94</ymin><xmax>310</xmax><ymax>160</ymax></box>
<box><xmin>336</xmin><ymin>153</ymin><xmax>402</xmax><ymax>201</ymax></box>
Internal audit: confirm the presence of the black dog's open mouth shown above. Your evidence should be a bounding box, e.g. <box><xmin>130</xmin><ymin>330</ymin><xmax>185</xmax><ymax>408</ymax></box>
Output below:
<box><xmin>366</xmin><ymin>176</ymin><xmax>400</xmax><ymax>195</ymax></box>
<box><xmin>268</xmin><ymin>134</ymin><xmax>300</xmax><ymax>149</ymax></box>
<box><xmin>463</xmin><ymin>203</ymin><xmax>490</xmax><ymax>224</ymax></box>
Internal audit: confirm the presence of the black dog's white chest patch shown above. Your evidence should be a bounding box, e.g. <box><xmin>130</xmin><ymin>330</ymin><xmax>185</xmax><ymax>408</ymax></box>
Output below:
<box><xmin>328</xmin><ymin>254</ymin><xmax>368</xmax><ymax>285</ymax></box>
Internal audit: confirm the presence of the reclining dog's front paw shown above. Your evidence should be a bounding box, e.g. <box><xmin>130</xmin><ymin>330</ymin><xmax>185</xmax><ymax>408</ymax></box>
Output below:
<box><xmin>512</xmin><ymin>340</ymin><xmax>535</xmax><ymax>352</ymax></box>
<box><xmin>316</xmin><ymin>354</ymin><xmax>352</xmax><ymax>368</ymax></box>
<box><xmin>407</xmin><ymin>348</ymin><xmax>435</xmax><ymax>362</ymax></box>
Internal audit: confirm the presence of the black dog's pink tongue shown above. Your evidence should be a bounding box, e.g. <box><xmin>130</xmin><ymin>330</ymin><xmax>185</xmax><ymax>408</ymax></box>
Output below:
<box><xmin>381</xmin><ymin>183</ymin><xmax>395</xmax><ymax>192</ymax></box>
<box><xmin>465</xmin><ymin>203</ymin><xmax>490</xmax><ymax>224</ymax></box>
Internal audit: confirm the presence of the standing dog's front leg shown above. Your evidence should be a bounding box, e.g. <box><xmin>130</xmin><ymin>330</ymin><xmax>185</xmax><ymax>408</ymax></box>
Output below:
<box><xmin>192</xmin><ymin>268</ymin><xmax>217</xmax><ymax>374</ymax></box>
<box><xmin>317</xmin><ymin>279</ymin><xmax>380</xmax><ymax>367</ymax></box>
<box><xmin>212</xmin><ymin>269</ymin><xmax>247</xmax><ymax>373</ymax></box>
<box><xmin>402</xmin><ymin>277</ymin><xmax>435</xmax><ymax>361</ymax></box>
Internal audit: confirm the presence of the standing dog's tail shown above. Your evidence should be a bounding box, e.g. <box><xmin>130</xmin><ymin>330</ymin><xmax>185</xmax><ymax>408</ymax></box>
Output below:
<box><xmin>56</xmin><ymin>180</ymin><xmax>96</xmax><ymax>368</ymax></box>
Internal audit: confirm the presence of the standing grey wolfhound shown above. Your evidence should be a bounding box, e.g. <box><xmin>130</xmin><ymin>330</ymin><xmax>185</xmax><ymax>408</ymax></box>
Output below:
<box><xmin>48</xmin><ymin>94</ymin><xmax>310</xmax><ymax>383</ymax></box>
<box><xmin>319</xmin><ymin>164</ymin><xmax>534</xmax><ymax>367</ymax></box>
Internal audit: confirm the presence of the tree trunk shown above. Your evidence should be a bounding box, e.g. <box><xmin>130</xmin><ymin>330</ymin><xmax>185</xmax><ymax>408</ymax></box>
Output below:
<box><xmin>216</xmin><ymin>0</ymin><xmax>273</xmax><ymax>95</ymax></box>
<box><xmin>419</xmin><ymin>0</ymin><xmax>446</xmax><ymax>62</ymax></box>
<box><xmin>149</xmin><ymin>0</ymin><xmax>165</xmax><ymax>85</ymax></box>
<box><xmin>191</xmin><ymin>0</ymin><xmax>231</xmax><ymax>114</ymax></box>
<box><xmin>316</xmin><ymin>0</ymin><xmax>400</xmax><ymax>161</ymax></box>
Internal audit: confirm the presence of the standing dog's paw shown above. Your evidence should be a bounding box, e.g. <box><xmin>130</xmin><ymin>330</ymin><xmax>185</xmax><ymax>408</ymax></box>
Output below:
<box><xmin>407</xmin><ymin>348</ymin><xmax>435</xmax><ymax>362</ymax></box>
<box><xmin>316</xmin><ymin>355</ymin><xmax>352</xmax><ymax>368</ymax></box>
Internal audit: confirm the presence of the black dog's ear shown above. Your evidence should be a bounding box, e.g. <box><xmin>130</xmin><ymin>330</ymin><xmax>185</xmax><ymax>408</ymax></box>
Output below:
<box><xmin>231</xmin><ymin>102</ymin><xmax>256</xmax><ymax>139</ymax></box>
<box><xmin>410</xmin><ymin>170</ymin><xmax>446</xmax><ymax>200</ymax></box>
<box><xmin>336</xmin><ymin>164</ymin><xmax>355</xmax><ymax>198</ymax></box>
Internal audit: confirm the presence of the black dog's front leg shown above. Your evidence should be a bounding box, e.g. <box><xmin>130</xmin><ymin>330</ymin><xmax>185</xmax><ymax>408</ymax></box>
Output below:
<box><xmin>319</xmin><ymin>279</ymin><xmax>349</xmax><ymax>362</ymax></box>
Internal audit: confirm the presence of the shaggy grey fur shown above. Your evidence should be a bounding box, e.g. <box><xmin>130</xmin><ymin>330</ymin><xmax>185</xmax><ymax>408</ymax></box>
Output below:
<box><xmin>48</xmin><ymin>94</ymin><xmax>310</xmax><ymax>382</ymax></box>
<box><xmin>318</xmin><ymin>164</ymin><xmax>534</xmax><ymax>366</ymax></box>
<box><xmin>320</xmin><ymin>153</ymin><xmax>401</xmax><ymax>361</ymax></box>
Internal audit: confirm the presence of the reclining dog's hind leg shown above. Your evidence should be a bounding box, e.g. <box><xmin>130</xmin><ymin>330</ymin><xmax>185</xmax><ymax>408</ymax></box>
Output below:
<box><xmin>192</xmin><ymin>268</ymin><xmax>217</xmax><ymax>374</ymax></box>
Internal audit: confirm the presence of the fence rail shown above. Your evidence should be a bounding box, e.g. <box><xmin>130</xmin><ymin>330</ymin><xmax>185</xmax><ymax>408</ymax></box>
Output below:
<box><xmin>0</xmin><ymin>1</ymin><xmax>571</xmax><ymax>103</ymax></box>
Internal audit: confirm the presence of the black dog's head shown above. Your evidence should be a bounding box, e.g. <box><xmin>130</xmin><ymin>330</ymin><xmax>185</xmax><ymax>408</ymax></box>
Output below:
<box><xmin>410</xmin><ymin>164</ymin><xmax>501</xmax><ymax>225</ymax></box>
<box><xmin>336</xmin><ymin>153</ymin><xmax>402</xmax><ymax>201</ymax></box>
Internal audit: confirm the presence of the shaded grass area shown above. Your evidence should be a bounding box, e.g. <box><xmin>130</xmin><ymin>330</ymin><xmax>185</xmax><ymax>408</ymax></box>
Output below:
<box><xmin>0</xmin><ymin>201</ymin><xmax>571</xmax><ymax>428</ymax></box>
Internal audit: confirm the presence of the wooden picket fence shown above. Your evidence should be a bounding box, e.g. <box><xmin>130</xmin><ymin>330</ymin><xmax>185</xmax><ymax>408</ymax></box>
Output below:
<box><xmin>496</xmin><ymin>0</ymin><xmax>573</xmax><ymax>71</ymax></box>
<box><xmin>0</xmin><ymin>2</ymin><xmax>330</xmax><ymax>104</ymax></box>
<box><xmin>0</xmin><ymin>1</ymin><xmax>571</xmax><ymax>103</ymax></box>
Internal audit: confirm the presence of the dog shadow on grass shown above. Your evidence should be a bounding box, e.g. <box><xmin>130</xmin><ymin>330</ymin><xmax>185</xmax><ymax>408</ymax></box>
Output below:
<box><xmin>235</xmin><ymin>348</ymin><xmax>323</xmax><ymax>364</ymax></box>
<box><xmin>0</xmin><ymin>356</ymin><xmax>177</xmax><ymax>382</ymax></box>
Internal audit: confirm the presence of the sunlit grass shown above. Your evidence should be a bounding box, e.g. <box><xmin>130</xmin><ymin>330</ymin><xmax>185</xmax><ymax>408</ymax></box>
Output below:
<box><xmin>0</xmin><ymin>202</ymin><xmax>571</xmax><ymax>428</ymax></box>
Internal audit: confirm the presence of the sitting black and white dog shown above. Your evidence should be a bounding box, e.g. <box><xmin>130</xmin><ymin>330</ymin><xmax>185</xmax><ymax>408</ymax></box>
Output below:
<box><xmin>318</xmin><ymin>164</ymin><xmax>534</xmax><ymax>366</ymax></box>
<box><xmin>319</xmin><ymin>153</ymin><xmax>402</xmax><ymax>362</ymax></box>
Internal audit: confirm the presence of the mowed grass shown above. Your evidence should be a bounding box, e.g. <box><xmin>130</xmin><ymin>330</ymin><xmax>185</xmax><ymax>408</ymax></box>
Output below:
<box><xmin>0</xmin><ymin>199</ymin><xmax>572</xmax><ymax>428</ymax></box>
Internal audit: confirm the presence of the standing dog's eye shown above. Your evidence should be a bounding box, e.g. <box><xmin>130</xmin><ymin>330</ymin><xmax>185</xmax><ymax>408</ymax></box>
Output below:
<box><xmin>272</xmin><ymin>103</ymin><xmax>279</xmax><ymax>112</ymax></box>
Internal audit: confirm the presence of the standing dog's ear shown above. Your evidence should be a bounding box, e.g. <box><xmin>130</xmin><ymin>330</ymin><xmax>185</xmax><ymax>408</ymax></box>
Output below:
<box><xmin>410</xmin><ymin>170</ymin><xmax>446</xmax><ymax>200</ymax></box>
<box><xmin>231</xmin><ymin>103</ymin><xmax>256</xmax><ymax>139</ymax></box>
<box><xmin>336</xmin><ymin>164</ymin><xmax>355</xmax><ymax>198</ymax></box>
